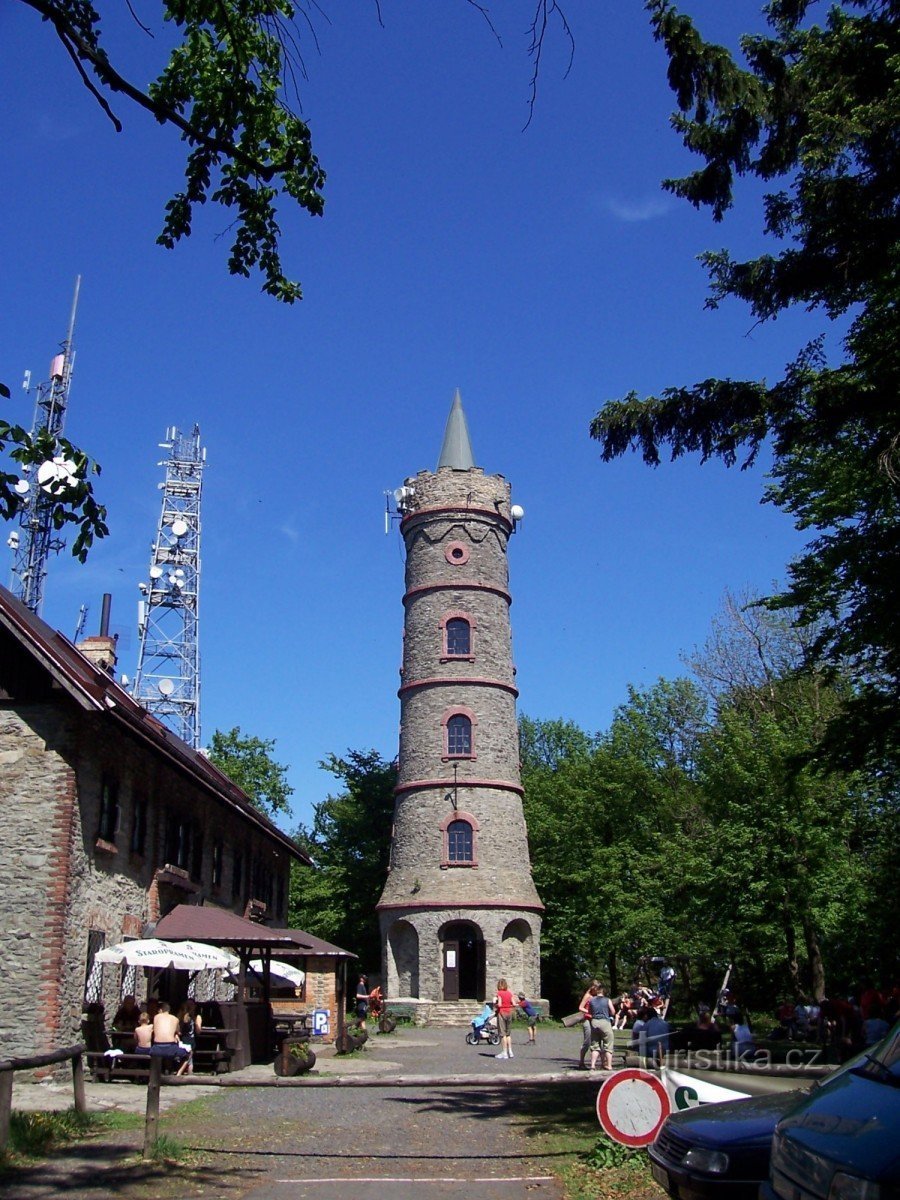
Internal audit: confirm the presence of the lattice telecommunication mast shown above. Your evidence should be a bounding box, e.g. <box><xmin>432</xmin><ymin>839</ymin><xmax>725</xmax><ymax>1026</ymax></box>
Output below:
<box><xmin>132</xmin><ymin>425</ymin><xmax>205</xmax><ymax>748</ymax></box>
<box><xmin>7</xmin><ymin>278</ymin><xmax>82</xmax><ymax>614</ymax></box>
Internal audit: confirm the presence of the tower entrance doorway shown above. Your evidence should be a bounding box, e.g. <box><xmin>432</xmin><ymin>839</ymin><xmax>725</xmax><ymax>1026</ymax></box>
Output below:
<box><xmin>440</xmin><ymin>921</ymin><xmax>484</xmax><ymax>1001</ymax></box>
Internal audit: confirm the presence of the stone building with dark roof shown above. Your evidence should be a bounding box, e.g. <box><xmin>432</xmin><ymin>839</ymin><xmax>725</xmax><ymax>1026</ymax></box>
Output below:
<box><xmin>0</xmin><ymin>584</ymin><xmax>309</xmax><ymax>1059</ymax></box>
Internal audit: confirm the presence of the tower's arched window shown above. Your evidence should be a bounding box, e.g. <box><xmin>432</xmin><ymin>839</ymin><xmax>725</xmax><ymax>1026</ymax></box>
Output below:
<box><xmin>440</xmin><ymin>810</ymin><xmax>480</xmax><ymax>867</ymax></box>
<box><xmin>447</xmin><ymin>819</ymin><xmax>474</xmax><ymax>862</ymax></box>
<box><xmin>447</xmin><ymin>714</ymin><xmax>472</xmax><ymax>757</ymax></box>
<box><xmin>446</xmin><ymin>617</ymin><xmax>471</xmax><ymax>656</ymax></box>
<box><xmin>440</xmin><ymin>611</ymin><xmax>476</xmax><ymax>661</ymax></box>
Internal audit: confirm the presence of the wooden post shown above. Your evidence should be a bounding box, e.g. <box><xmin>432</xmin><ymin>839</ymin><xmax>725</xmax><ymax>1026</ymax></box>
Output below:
<box><xmin>71</xmin><ymin>1052</ymin><xmax>86</xmax><ymax>1115</ymax></box>
<box><xmin>0</xmin><ymin>1068</ymin><xmax>13</xmax><ymax>1153</ymax></box>
<box><xmin>143</xmin><ymin>1056</ymin><xmax>162</xmax><ymax>1159</ymax></box>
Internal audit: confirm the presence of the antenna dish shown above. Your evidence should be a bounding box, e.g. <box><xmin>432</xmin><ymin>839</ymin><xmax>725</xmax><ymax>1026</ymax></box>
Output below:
<box><xmin>149</xmin><ymin>565</ymin><xmax>163</xmax><ymax>579</ymax></box>
<box><xmin>170</xmin><ymin>518</ymin><xmax>188</xmax><ymax>538</ymax></box>
<box><xmin>511</xmin><ymin>504</ymin><xmax>525</xmax><ymax>521</ymax></box>
<box><xmin>14</xmin><ymin>479</ymin><xmax>30</xmax><ymax>495</ymax></box>
<box><xmin>158</xmin><ymin>678</ymin><xmax>175</xmax><ymax>696</ymax></box>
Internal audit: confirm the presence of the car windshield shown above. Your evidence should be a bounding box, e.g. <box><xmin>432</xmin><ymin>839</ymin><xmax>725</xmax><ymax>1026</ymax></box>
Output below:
<box><xmin>855</xmin><ymin>1021</ymin><xmax>900</xmax><ymax>1084</ymax></box>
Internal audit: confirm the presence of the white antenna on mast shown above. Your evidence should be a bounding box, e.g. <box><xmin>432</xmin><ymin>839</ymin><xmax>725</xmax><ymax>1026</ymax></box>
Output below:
<box><xmin>9</xmin><ymin>276</ymin><xmax>83</xmax><ymax>614</ymax></box>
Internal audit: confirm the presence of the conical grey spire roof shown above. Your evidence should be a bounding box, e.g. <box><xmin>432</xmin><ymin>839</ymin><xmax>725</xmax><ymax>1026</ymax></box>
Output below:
<box><xmin>437</xmin><ymin>390</ymin><xmax>476</xmax><ymax>470</ymax></box>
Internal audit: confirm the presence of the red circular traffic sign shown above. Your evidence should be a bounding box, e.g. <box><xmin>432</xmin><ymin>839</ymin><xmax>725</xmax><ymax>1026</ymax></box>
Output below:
<box><xmin>596</xmin><ymin>1068</ymin><xmax>671</xmax><ymax>1147</ymax></box>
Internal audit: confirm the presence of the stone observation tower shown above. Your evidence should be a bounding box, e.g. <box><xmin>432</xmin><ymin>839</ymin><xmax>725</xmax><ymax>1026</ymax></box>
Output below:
<box><xmin>378</xmin><ymin>392</ymin><xmax>543</xmax><ymax>1011</ymax></box>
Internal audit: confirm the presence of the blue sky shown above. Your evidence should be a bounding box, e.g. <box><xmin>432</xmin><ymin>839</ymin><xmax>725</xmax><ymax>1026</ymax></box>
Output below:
<box><xmin>2</xmin><ymin>1</ymin><xmax>830</xmax><ymax>830</ymax></box>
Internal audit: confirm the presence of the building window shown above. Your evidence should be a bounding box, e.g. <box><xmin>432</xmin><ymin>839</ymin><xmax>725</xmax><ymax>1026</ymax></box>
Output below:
<box><xmin>447</xmin><ymin>714</ymin><xmax>471</xmax><ymax>755</ymax></box>
<box><xmin>251</xmin><ymin>858</ymin><xmax>273</xmax><ymax>910</ymax></box>
<box><xmin>445</xmin><ymin>617</ymin><xmax>471</xmax><ymax>657</ymax></box>
<box><xmin>130</xmin><ymin>795</ymin><xmax>147</xmax><ymax>856</ymax></box>
<box><xmin>191</xmin><ymin>827</ymin><xmax>204</xmax><ymax>881</ymax></box>
<box><xmin>232</xmin><ymin>850</ymin><xmax>243</xmax><ymax>899</ymax></box>
<box><xmin>212</xmin><ymin>839</ymin><xmax>224</xmax><ymax>888</ymax></box>
<box><xmin>447</xmin><ymin>819</ymin><xmax>474</xmax><ymax>862</ymax></box>
<box><xmin>84</xmin><ymin>929</ymin><xmax>106</xmax><ymax>1003</ymax></box>
<box><xmin>98</xmin><ymin>778</ymin><xmax>119</xmax><ymax>843</ymax></box>
<box><xmin>444</xmin><ymin>540</ymin><xmax>470</xmax><ymax>565</ymax></box>
<box><xmin>165</xmin><ymin>812</ymin><xmax>196</xmax><ymax>872</ymax></box>
<box><xmin>439</xmin><ymin>811</ymin><xmax>479</xmax><ymax>867</ymax></box>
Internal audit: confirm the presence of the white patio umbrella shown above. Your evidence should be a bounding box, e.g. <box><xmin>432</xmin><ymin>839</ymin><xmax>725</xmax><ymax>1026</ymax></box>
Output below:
<box><xmin>95</xmin><ymin>938</ymin><xmax>239</xmax><ymax>972</ymax></box>
<box><xmin>247</xmin><ymin>958</ymin><xmax>306</xmax><ymax>988</ymax></box>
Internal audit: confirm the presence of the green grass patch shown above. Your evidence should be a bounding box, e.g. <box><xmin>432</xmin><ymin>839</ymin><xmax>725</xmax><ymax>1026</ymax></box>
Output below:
<box><xmin>510</xmin><ymin>1082</ymin><xmax>665</xmax><ymax>1200</ymax></box>
<box><xmin>145</xmin><ymin>1134</ymin><xmax>189</xmax><ymax>1162</ymax></box>
<box><xmin>0</xmin><ymin>1107</ymin><xmax>140</xmax><ymax>1171</ymax></box>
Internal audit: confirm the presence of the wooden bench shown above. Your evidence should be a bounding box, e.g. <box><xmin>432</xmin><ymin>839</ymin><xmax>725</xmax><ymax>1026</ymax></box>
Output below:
<box><xmin>86</xmin><ymin>1051</ymin><xmax>152</xmax><ymax>1083</ymax></box>
<box><xmin>192</xmin><ymin>1046</ymin><xmax>235</xmax><ymax>1074</ymax></box>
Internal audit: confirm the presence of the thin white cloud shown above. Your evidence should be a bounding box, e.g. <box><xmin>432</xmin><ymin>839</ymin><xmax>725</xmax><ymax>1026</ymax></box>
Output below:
<box><xmin>279</xmin><ymin>523</ymin><xmax>300</xmax><ymax>544</ymax></box>
<box><xmin>604</xmin><ymin>195</ymin><xmax>670</xmax><ymax>223</ymax></box>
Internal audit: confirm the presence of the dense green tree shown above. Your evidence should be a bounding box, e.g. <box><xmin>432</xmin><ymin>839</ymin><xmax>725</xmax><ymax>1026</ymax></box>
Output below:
<box><xmin>207</xmin><ymin>725</ymin><xmax>294</xmax><ymax>818</ymax></box>
<box><xmin>590</xmin><ymin>0</ymin><xmax>900</xmax><ymax>776</ymax></box>
<box><xmin>521</xmin><ymin>688</ymin><xmax>709</xmax><ymax>1007</ymax></box>
<box><xmin>289</xmin><ymin>749</ymin><xmax>396</xmax><ymax>966</ymax></box>
<box><xmin>686</xmin><ymin>592</ymin><xmax>884</xmax><ymax>1002</ymax></box>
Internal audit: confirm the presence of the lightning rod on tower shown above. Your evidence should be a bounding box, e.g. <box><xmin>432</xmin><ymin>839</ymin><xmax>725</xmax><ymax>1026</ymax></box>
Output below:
<box><xmin>132</xmin><ymin>425</ymin><xmax>205</xmax><ymax>749</ymax></box>
<box><xmin>8</xmin><ymin>278</ymin><xmax>82</xmax><ymax>614</ymax></box>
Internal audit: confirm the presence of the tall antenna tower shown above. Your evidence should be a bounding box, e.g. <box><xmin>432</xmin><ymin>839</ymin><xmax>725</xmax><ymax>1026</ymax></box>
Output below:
<box><xmin>8</xmin><ymin>277</ymin><xmax>81</xmax><ymax>614</ymax></box>
<box><xmin>132</xmin><ymin>425</ymin><xmax>205</xmax><ymax>749</ymax></box>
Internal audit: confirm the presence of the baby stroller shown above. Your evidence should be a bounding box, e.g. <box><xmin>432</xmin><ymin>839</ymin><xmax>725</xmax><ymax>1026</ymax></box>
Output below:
<box><xmin>466</xmin><ymin>1002</ymin><xmax>501</xmax><ymax>1046</ymax></box>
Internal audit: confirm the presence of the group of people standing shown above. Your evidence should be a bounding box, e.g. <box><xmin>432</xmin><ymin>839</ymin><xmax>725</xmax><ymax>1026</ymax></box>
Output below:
<box><xmin>112</xmin><ymin>994</ymin><xmax>202</xmax><ymax>1075</ymax></box>
<box><xmin>493</xmin><ymin>978</ymin><xmax>540</xmax><ymax>1059</ymax></box>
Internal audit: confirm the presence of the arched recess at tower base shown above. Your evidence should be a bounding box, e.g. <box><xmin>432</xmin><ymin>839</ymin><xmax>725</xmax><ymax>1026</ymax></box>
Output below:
<box><xmin>439</xmin><ymin>920</ymin><xmax>485</xmax><ymax>1002</ymax></box>
<box><xmin>501</xmin><ymin>919</ymin><xmax>534</xmax><ymax>996</ymax></box>
<box><xmin>386</xmin><ymin>920</ymin><xmax>420</xmax><ymax>999</ymax></box>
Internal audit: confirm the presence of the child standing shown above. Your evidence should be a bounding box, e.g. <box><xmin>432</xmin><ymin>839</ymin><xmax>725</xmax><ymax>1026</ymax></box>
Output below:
<box><xmin>517</xmin><ymin>993</ymin><xmax>539</xmax><ymax>1044</ymax></box>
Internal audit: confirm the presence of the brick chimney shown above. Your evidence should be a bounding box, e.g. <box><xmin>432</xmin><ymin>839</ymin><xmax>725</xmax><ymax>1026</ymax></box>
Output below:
<box><xmin>77</xmin><ymin>593</ymin><xmax>118</xmax><ymax>676</ymax></box>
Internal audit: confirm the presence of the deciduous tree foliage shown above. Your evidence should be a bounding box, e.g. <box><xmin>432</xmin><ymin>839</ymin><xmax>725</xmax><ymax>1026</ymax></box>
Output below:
<box><xmin>6</xmin><ymin>1</ymin><xmax>572</xmax><ymax>549</ymax></box>
<box><xmin>0</xmin><ymin>421</ymin><xmax>107</xmax><ymax>561</ymax></box>
<box><xmin>590</xmin><ymin>0</ymin><xmax>900</xmax><ymax>776</ymax></box>
<box><xmin>289</xmin><ymin>749</ymin><xmax>396</xmax><ymax>968</ymax></box>
<box><xmin>522</xmin><ymin>602</ymin><xmax>899</xmax><ymax>1009</ymax></box>
<box><xmin>17</xmin><ymin>0</ymin><xmax>573</xmax><ymax>302</ymax></box>
<box><xmin>207</xmin><ymin>724</ymin><xmax>294</xmax><ymax>818</ymax></box>
<box><xmin>20</xmin><ymin>0</ymin><xmax>326</xmax><ymax>304</ymax></box>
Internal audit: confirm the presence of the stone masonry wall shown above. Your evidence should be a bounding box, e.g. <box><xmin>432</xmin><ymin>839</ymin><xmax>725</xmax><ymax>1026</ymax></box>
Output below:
<box><xmin>0</xmin><ymin>694</ymin><xmax>292</xmax><ymax>1061</ymax></box>
<box><xmin>379</xmin><ymin>460</ymin><xmax>542</xmax><ymax>1002</ymax></box>
<box><xmin>380</xmin><ymin>907</ymin><xmax>542</xmax><ymax>1000</ymax></box>
<box><xmin>0</xmin><ymin>706</ymin><xmax>78</xmax><ymax>1059</ymax></box>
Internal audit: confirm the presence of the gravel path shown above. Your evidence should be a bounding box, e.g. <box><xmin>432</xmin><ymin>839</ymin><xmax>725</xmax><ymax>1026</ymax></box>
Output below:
<box><xmin>5</xmin><ymin>1026</ymin><xmax>592</xmax><ymax>1200</ymax></box>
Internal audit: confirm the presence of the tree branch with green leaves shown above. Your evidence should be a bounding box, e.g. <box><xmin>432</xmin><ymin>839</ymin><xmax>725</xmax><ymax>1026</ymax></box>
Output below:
<box><xmin>20</xmin><ymin>0</ymin><xmax>327</xmax><ymax>302</ymax></box>
<box><xmin>591</xmin><ymin>0</ymin><xmax>900</xmax><ymax>776</ymax></box>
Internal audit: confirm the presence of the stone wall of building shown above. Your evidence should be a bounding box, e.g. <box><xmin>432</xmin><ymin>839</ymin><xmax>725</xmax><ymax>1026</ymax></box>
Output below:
<box><xmin>379</xmin><ymin>906</ymin><xmax>542</xmax><ymax>1000</ymax></box>
<box><xmin>0</xmin><ymin>705</ymin><xmax>78</xmax><ymax>1058</ymax></box>
<box><xmin>0</xmin><ymin>690</ymin><xmax>293</xmax><ymax>1061</ymax></box>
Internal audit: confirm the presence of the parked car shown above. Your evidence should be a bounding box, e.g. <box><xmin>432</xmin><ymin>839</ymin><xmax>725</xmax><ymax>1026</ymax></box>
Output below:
<box><xmin>649</xmin><ymin>1089</ymin><xmax>805</xmax><ymax>1200</ymax></box>
<box><xmin>760</xmin><ymin>1021</ymin><xmax>900</xmax><ymax>1200</ymax></box>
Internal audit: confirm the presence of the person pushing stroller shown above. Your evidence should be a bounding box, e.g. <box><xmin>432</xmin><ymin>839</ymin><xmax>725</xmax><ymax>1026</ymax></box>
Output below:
<box><xmin>466</xmin><ymin>1001</ymin><xmax>500</xmax><ymax>1046</ymax></box>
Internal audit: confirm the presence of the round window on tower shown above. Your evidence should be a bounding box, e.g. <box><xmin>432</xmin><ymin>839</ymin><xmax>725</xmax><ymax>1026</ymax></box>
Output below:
<box><xmin>444</xmin><ymin>541</ymin><xmax>470</xmax><ymax>566</ymax></box>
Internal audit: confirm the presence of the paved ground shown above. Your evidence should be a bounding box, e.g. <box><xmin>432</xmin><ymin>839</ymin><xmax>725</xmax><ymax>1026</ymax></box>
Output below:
<box><xmin>5</xmin><ymin>1024</ymin><xmax>813</xmax><ymax>1199</ymax></box>
<box><xmin>5</xmin><ymin>1025</ymin><xmax>596</xmax><ymax>1200</ymax></box>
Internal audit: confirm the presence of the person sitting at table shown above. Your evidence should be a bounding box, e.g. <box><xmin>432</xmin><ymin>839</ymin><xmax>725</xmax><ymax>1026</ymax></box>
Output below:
<box><xmin>176</xmin><ymin>1000</ymin><xmax>202</xmax><ymax>1076</ymax></box>
<box><xmin>150</xmin><ymin>1001</ymin><xmax>188</xmax><ymax>1064</ymax></box>
<box><xmin>112</xmin><ymin>994</ymin><xmax>141</xmax><ymax>1032</ymax></box>
<box><xmin>133</xmin><ymin>1011</ymin><xmax>153</xmax><ymax>1054</ymax></box>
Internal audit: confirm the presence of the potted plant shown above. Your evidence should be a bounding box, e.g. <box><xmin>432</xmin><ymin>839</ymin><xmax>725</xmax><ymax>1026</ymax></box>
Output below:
<box><xmin>337</xmin><ymin>1022</ymin><xmax>368</xmax><ymax>1054</ymax></box>
<box><xmin>275</xmin><ymin>1038</ymin><xmax>317</xmax><ymax>1076</ymax></box>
